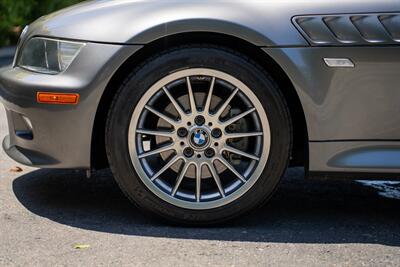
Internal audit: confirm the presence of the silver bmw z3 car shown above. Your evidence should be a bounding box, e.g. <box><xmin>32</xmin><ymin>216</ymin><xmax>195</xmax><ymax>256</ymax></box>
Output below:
<box><xmin>1</xmin><ymin>0</ymin><xmax>400</xmax><ymax>224</ymax></box>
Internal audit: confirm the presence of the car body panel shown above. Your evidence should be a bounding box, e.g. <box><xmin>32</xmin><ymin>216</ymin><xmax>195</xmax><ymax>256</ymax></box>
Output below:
<box><xmin>25</xmin><ymin>0</ymin><xmax>308</xmax><ymax>47</ymax></box>
<box><xmin>264</xmin><ymin>46</ymin><xmax>400</xmax><ymax>141</ymax></box>
<box><xmin>265</xmin><ymin>44</ymin><xmax>400</xmax><ymax>173</ymax></box>
<box><xmin>1</xmin><ymin>43</ymin><xmax>142</xmax><ymax>168</ymax></box>
<box><xmin>1</xmin><ymin>0</ymin><xmax>400</xmax><ymax>177</ymax></box>
<box><xmin>309</xmin><ymin>141</ymin><xmax>400</xmax><ymax>173</ymax></box>
<box><xmin>24</xmin><ymin>0</ymin><xmax>400</xmax><ymax>47</ymax></box>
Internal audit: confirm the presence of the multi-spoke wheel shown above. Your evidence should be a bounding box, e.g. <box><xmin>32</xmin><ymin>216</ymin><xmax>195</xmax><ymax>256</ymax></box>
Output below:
<box><xmin>129</xmin><ymin>68</ymin><xmax>270</xmax><ymax>209</ymax></box>
<box><xmin>106</xmin><ymin>46</ymin><xmax>291</xmax><ymax>224</ymax></box>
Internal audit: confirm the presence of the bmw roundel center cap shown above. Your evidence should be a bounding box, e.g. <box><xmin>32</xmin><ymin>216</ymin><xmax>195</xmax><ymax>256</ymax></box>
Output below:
<box><xmin>190</xmin><ymin>128</ymin><xmax>210</xmax><ymax>148</ymax></box>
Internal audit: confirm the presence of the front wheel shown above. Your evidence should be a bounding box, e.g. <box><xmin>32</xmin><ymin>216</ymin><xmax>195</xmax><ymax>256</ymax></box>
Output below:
<box><xmin>106</xmin><ymin>46</ymin><xmax>291</xmax><ymax>225</ymax></box>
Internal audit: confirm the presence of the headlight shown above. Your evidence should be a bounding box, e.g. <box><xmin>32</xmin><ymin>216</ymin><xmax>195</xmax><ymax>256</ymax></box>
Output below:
<box><xmin>17</xmin><ymin>38</ymin><xmax>85</xmax><ymax>74</ymax></box>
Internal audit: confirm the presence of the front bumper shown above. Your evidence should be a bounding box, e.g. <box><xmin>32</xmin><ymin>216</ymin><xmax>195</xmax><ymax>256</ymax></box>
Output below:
<box><xmin>0</xmin><ymin>42</ymin><xmax>142</xmax><ymax>168</ymax></box>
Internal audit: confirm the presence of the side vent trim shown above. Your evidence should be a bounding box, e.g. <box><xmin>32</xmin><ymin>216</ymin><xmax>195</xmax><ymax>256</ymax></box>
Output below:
<box><xmin>293</xmin><ymin>13</ymin><xmax>400</xmax><ymax>46</ymax></box>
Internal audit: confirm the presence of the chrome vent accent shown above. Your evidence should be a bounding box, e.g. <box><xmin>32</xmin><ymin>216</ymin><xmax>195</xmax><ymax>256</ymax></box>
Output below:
<box><xmin>293</xmin><ymin>13</ymin><xmax>400</xmax><ymax>46</ymax></box>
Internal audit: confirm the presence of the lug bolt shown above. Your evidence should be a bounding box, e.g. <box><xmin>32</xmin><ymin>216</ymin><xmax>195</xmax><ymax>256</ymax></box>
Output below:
<box><xmin>194</xmin><ymin>115</ymin><xmax>205</xmax><ymax>126</ymax></box>
<box><xmin>183</xmin><ymin>147</ymin><xmax>194</xmax><ymax>158</ymax></box>
<box><xmin>177</xmin><ymin>127</ymin><xmax>188</xmax><ymax>137</ymax></box>
<box><xmin>211</xmin><ymin>128</ymin><xmax>222</xmax><ymax>138</ymax></box>
<box><xmin>205</xmin><ymin>148</ymin><xmax>215</xmax><ymax>158</ymax></box>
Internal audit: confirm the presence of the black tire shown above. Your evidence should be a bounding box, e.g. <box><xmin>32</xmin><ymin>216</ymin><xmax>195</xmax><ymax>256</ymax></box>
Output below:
<box><xmin>106</xmin><ymin>46</ymin><xmax>292</xmax><ymax>225</ymax></box>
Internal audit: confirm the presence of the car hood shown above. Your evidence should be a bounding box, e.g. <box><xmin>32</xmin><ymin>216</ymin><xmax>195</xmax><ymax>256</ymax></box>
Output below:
<box><xmin>25</xmin><ymin>0</ymin><xmax>400</xmax><ymax>46</ymax></box>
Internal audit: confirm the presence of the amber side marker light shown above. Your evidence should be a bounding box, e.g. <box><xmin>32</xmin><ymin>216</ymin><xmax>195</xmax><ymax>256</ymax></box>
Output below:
<box><xmin>37</xmin><ymin>92</ymin><xmax>80</xmax><ymax>105</ymax></box>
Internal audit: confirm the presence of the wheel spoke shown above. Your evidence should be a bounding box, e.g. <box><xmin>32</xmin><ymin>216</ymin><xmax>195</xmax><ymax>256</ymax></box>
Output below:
<box><xmin>172</xmin><ymin>161</ymin><xmax>191</xmax><ymax>196</ymax></box>
<box><xmin>162</xmin><ymin>86</ymin><xmax>187</xmax><ymax>119</ymax></box>
<box><xmin>138</xmin><ymin>143</ymin><xmax>175</xmax><ymax>159</ymax></box>
<box><xmin>186</xmin><ymin>77</ymin><xmax>197</xmax><ymax>114</ymax></box>
<box><xmin>151</xmin><ymin>155</ymin><xmax>181</xmax><ymax>181</ymax></box>
<box><xmin>221</xmin><ymin>107</ymin><xmax>256</xmax><ymax>126</ymax></box>
<box><xmin>222</xmin><ymin>145</ymin><xmax>260</xmax><ymax>161</ymax></box>
<box><xmin>216</xmin><ymin>156</ymin><xmax>247</xmax><ymax>183</ymax></box>
<box><xmin>145</xmin><ymin>105</ymin><xmax>178</xmax><ymax>126</ymax></box>
<box><xmin>136</xmin><ymin>129</ymin><xmax>175</xmax><ymax>138</ymax></box>
<box><xmin>203</xmin><ymin>77</ymin><xmax>215</xmax><ymax>114</ymax></box>
<box><xmin>225</xmin><ymin>131</ymin><xmax>263</xmax><ymax>139</ymax></box>
<box><xmin>196</xmin><ymin>164</ymin><xmax>202</xmax><ymax>202</ymax></box>
<box><xmin>214</xmin><ymin>88</ymin><xmax>239</xmax><ymax>119</ymax></box>
<box><xmin>206</xmin><ymin>162</ymin><xmax>225</xmax><ymax>197</ymax></box>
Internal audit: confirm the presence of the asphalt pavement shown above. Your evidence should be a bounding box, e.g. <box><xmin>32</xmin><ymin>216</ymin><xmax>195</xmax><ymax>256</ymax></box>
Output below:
<box><xmin>1</xmin><ymin>50</ymin><xmax>400</xmax><ymax>266</ymax></box>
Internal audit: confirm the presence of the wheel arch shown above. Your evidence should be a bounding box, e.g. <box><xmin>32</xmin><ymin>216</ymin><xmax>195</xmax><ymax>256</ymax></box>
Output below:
<box><xmin>91</xmin><ymin>32</ymin><xmax>309</xmax><ymax>171</ymax></box>
<box><xmin>129</xmin><ymin>19</ymin><xmax>275</xmax><ymax>46</ymax></box>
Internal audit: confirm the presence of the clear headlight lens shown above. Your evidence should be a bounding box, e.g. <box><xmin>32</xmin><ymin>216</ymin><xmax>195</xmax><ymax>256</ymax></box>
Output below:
<box><xmin>17</xmin><ymin>38</ymin><xmax>85</xmax><ymax>74</ymax></box>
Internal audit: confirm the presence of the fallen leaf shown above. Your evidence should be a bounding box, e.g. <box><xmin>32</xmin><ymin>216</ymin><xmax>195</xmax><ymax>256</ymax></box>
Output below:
<box><xmin>10</xmin><ymin>166</ymin><xmax>23</xmax><ymax>172</ymax></box>
<box><xmin>74</xmin><ymin>244</ymin><xmax>90</xmax><ymax>250</ymax></box>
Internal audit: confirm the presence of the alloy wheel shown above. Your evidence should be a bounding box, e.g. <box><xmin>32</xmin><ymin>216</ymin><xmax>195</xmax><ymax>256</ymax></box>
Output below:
<box><xmin>128</xmin><ymin>68</ymin><xmax>271</xmax><ymax>209</ymax></box>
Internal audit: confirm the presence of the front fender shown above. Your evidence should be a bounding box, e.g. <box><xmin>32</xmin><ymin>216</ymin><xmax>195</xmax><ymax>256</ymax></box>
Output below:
<box><xmin>25</xmin><ymin>0</ymin><xmax>308</xmax><ymax>47</ymax></box>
